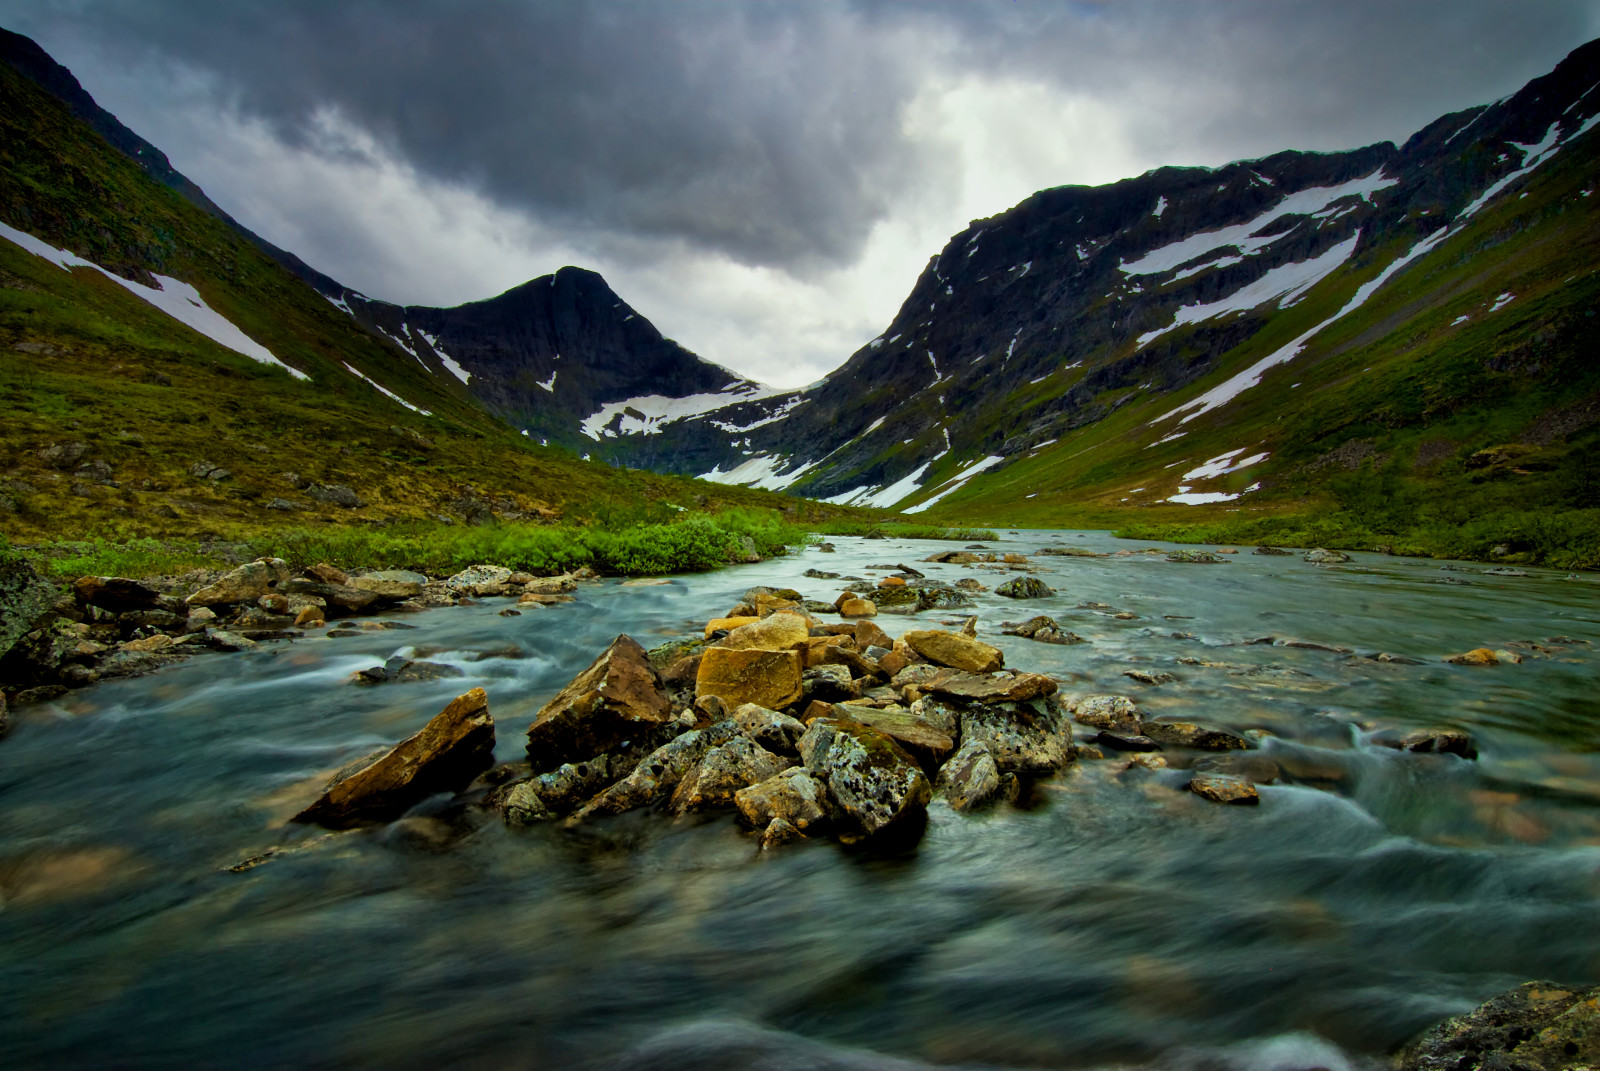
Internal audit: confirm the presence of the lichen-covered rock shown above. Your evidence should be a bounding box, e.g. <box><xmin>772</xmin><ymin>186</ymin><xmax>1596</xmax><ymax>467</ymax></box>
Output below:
<box><xmin>1071</xmin><ymin>694</ymin><xmax>1142</xmax><ymax>733</ymax></box>
<box><xmin>759</xmin><ymin>816</ymin><xmax>805</xmax><ymax>848</ymax></box>
<box><xmin>348</xmin><ymin>575</ymin><xmax>425</xmax><ymax>599</ymax></box>
<box><xmin>995</xmin><ymin>577</ymin><xmax>1053</xmax><ymax>599</ymax></box>
<box><xmin>293</xmin><ymin>688</ymin><xmax>496</xmax><ymax>828</ymax></box>
<box><xmin>696</xmin><ymin>647</ymin><xmax>804</xmax><ymax>711</ymax></box>
<box><xmin>570</xmin><ymin>721</ymin><xmax>742</xmax><ymax>820</ymax></box>
<box><xmin>802</xmin><ymin>663</ymin><xmax>859</xmax><ymax>703</ymax></box>
<box><xmin>1188</xmin><ymin>773</ymin><xmax>1260</xmax><ymax>805</ymax></box>
<box><xmin>444</xmin><ymin>564</ymin><xmax>515</xmax><ymax>597</ymax></box>
<box><xmin>1141</xmin><ymin>720</ymin><xmax>1249</xmax><ymax>751</ymax></box>
<box><xmin>526</xmin><ymin>634</ymin><xmax>673</xmax><ymax>768</ymax></box>
<box><xmin>717</xmin><ymin>612</ymin><xmax>809</xmax><ymax>653</ymax></box>
<box><xmin>0</xmin><ymin>556</ymin><xmax>59</xmax><ymax>666</ymax></box>
<box><xmin>1303</xmin><ymin>547</ymin><xmax>1353</xmax><ymax>564</ymax></box>
<box><xmin>799</xmin><ymin>716</ymin><xmax>931</xmax><ymax>838</ymax></box>
<box><xmin>187</xmin><ymin>558</ymin><xmax>291</xmax><ymax>607</ymax></box>
<box><xmin>840</xmin><ymin>704</ymin><xmax>955</xmax><ymax>770</ymax></box>
<box><xmin>277</xmin><ymin>579</ymin><xmax>384</xmax><ymax>615</ymax></box>
<box><xmin>1000</xmin><ymin>615</ymin><xmax>1084</xmax><ymax>645</ymax></box>
<box><xmin>736</xmin><ymin>767</ymin><xmax>831</xmax><ymax>832</ymax></box>
<box><xmin>1396</xmin><ymin>980</ymin><xmax>1600</xmax><ymax>1071</ymax></box>
<box><xmin>732</xmin><ymin>703</ymin><xmax>808</xmax><ymax>755</ymax></box>
<box><xmin>73</xmin><ymin>576</ymin><xmax>164</xmax><ymax>613</ymax></box>
<box><xmin>960</xmin><ymin>699</ymin><xmax>1073</xmax><ymax>774</ymax></box>
<box><xmin>671</xmin><ymin>736</ymin><xmax>791</xmax><ymax>813</ymax></box>
<box><xmin>902</xmin><ymin>629</ymin><xmax>1004</xmax><ymax>673</ymax></box>
<box><xmin>936</xmin><ymin>736</ymin><xmax>1002</xmax><ymax>811</ymax></box>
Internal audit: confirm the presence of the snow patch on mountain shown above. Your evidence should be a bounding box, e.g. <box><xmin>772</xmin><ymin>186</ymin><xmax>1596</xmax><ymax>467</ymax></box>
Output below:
<box><xmin>904</xmin><ymin>455</ymin><xmax>1007</xmax><ymax>514</ymax></box>
<box><xmin>580</xmin><ymin>383</ymin><xmax>787</xmax><ymax>439</ymax></box>
<box><xmin>341</xmin><ymin>361</ymin><xmax>429</xmax><ymax>415</ymax></box>
<box><xmin>0</xmin><ymin>219</ymin><xmax>307</xmax><ymax>379</ymax></box>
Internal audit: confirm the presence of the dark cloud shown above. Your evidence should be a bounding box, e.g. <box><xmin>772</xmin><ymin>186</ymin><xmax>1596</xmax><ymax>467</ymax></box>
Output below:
<box><xmin>3</xmin><ymin>0</ymin><xmax>1597</xmax><ymax>276</ymax></box>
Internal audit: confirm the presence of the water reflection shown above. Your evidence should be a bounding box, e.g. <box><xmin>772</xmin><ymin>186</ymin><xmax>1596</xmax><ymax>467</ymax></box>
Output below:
<box><xmin>0</xmin><ymin>532</ymin><xmax>1597</xmax><ymax>1068</ymax></box>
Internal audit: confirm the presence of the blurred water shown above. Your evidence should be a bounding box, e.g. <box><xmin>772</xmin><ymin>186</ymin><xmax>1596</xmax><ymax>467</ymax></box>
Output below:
<box><xmin>1</xmin><ymin>532</ymin><xmax>1597</xmax><ymax>1070</ymax></box>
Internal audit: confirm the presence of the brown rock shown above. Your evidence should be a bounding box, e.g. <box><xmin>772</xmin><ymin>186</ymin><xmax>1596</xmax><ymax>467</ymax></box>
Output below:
<box><xmin>525</xmin><ymin>635</ymin><xmax>672</xmax><ymax>768</ymax></box>
<box><xmin>705</xmin><ymin>616</ymin><xmax>760</xmax><ymax>638</ymax></box>
<box><xmin>878</xmin><ymin>576</ymin><xmax>906</xmax><ymax>588</ymax></box>
<box><xmin>717</xmin><ymin>612</ymin><xmax>809</xmax><ymax>654</ymax></box>
<box><xmin>902</xmin><ymin>629</ymin><xmax>1004</xmax><ymax>673</ymax></box>
<box><xmin>838</xmin><ymin>597</ymin><xmax>877</xmax><ymax>619</ymax></box>
<box><xmin>307</xmin><ymin>562</ymin><xmax>349</xmax><ymax>585</ymax></box>
<box><xmin>736</xmin><ymin>767</ymin><xmax>831</xmax><ymax>832</ymax></box>
<box><xmin>854</xmin><ymin>620</ymin><xmax>892</xmax><ymax>650</ymax></box>
<box><xmin>73</xmin><ymin>576</ymin><xmax>163</xmax><ymax>613</ymax></box>
<box><xmin>1141</xmin><ymin>720</ymin><xmax>1249</xmax><ymax>751</ymax></box>
<box><xmin>936</xmin><ymin>736</ymin><xmax>1002</xmax><ymax>811</ymax></box>
<box><xmin>696</xmin><ymin>647</ymin><xmax>804</xmax><ymax>711</ymax></box>
<box><xmin>1071</xmin><ymin>694</ymin><xmax>1142</xmax><ymax>733</ymax></box>
<box><xmin>1188</xmin><ymin>773</ymin><xmax>1260</xmax><ymax>805</ymax></box>
<box><xmin>293</xmin><ymin>606</ymin><xmax>325</xmax><ymax>628</ymax></box>
<box><xmin>293</xmin><ymin>688</ymin><xmax>496</xmax><ymax>828</ymax></box>
<box><xmin>759</xmin><ymin>816</ymin><xmax>806</xmax><ymax>848</ymax></box>
<box><xmin>349</xmin><ymin>576</ymin><xmax>424</xmax><ymax>599</ymax></box>
<box><xmin>928</xmin><ymin>671</ymin><xmax>1057</xmax><ymax>704</ymax></box>
<box><xmin>732</xmin><ymin>702</ymin><xmax>808</xmax><ymax>755</ymax></box>
<box><xmin>1446</xmin><ymin>648</ymin><xmax>1500</xmax><ymax>666</ymax></box>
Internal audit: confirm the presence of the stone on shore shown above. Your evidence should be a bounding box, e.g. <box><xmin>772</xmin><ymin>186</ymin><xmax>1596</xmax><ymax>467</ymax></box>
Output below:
<box><xmin>278</xmin><ymin>578</ymin><xmax>384</xmax><ymax>615</ymax></box>
<box><xmin>293</xmin><ymin>688</ymin><xmax>496</xmax><ymax>828</ymax></box>
<box><xmin>838</xmin><ymin>597</ymin><xmax>877</xmax><ymax>618</ymax></box>
<box><xmin>73</xmin><ymin>576</ymin><xmax>164</xmax><ymax>613</ymax></box>
<box><xmin>705</xmin><ymin>616</ymin><xmax>759</xmax><ymax>638</ymax></box>
<box><xmin>445</xmin><ymin>565</ymin><xmax>515</xmax><ymax>597</ymax></box>
<box><xmin>799</xmin><ymin>716</ymin><xmax>931</xmax><ymax>839</ymax></box>
<box><xmin>936</xmin><ymin>735</ymin><xmax>1002</xmax><ymax>811</ymax></box>
<box><xmin>927</xmin><ymin>671</ymin><xmax>1057</xmax><ymax>705</ymax></box>
<box><xmin>1188</xmin><ymin>773</ymin><xmax>1260</xmax><ymax>805</ymax></box>
<box><xmin>348</xmin><ymin>574</ymin><xmax>425</xmax><ymax>599</ymax></box>
<box><xmin>525</xmin><ymin>634</ymin><xmax>673</xmax><ymax>768</ymax></box>
<box><xmin>1395</xmin><ymin>980</ymin><xmax>1600</xmax><ymax>1071</ymax></box>
<box><xmin>736</xmin><ymin>767</ymin><xmax>831</xmax><ymax>833</ymax></box>
<box><xmin>696</xmin><ymin>647</ymin><xmax>804</xmax><ymax>711</ymax></box>
<box><xmin>902</xmin><ymin>629</ymin><xmax>1004</xmax><ymax>674</ymax></box>
<box><xmin>187</xmin><ymin>558</ymin><xmax>291</xmax><ymax>607</ymax></box>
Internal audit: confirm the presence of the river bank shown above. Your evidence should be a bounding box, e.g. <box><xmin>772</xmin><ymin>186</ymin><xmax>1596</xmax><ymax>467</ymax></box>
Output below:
<box><xmin>1</xmin><ymin>530</ymin><xmax>1597</xmax><ymax>1068</ymax></box>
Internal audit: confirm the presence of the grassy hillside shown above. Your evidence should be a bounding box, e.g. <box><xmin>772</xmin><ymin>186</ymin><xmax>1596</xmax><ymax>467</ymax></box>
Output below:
<box><xmin>0</xmin><ymin>58</ymin><xmax>882</xmax><ymax>550</ymax></box>
<box><xmin>909</xmin><ymin>124</ymin><xmax>1600</xmax><ymax>567</ymax></box>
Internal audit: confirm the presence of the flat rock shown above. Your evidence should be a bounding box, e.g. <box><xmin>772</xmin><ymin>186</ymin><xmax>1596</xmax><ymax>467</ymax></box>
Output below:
<box><xmin>927</xmin><ymin>671</ymin><xmax>1057</xmax><ymax>705</ymax></box>
<box><xmin>293</xmin><ymin>688</ymin><xmax>496</xmax><ymax>828</ymax></box>
<box><xmin>1095</xmin><ymin>730</ymin><xmax>1161</xmax><ymax>752</ymax></box>
<box><xmin>1141</xmin><ymin>720</ymin><xmax>1249</xmax><ymax>751</ymax></box>
<box><xmin>349</xmin><ymin>576</ymin><xmax>424</xmax><ymax>599</ymax></box>
<box><xmin>837</xmin><ymin>704</ymin><xmax>955</xmax><ymax>769</ymax></box>
<box><xmin>902</xmin><ymin>629</ymin><xmax>1004</xmax><ymax>673</ymax></box>
<box><xmin>1188</xmin><ymin>773</ymin><xmax>1260</xmax><ymax>805</ymax></box>
<box><xmin>525</xmin><ymin>635</ymin><xmax>672</xmax><ymax>768</ymax></box>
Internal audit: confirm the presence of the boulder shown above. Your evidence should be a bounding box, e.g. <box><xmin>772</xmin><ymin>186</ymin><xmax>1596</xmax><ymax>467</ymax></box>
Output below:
<box><xmin>1188</xmin><ymin>773</ymin><xmax>1260</xmax><ymax>805</ymax></box>
<box><xmin>445</xmin><ymin>564</ymin><xmax>515</xmax><ymax>597</ymax></box>
<box><xmin>736</xmin><ymin>767</ymin><xmax>831</xmax><ymax>833</ymax></box>
<box><xmin>717</xmin><ymin>613</ymin><xmax>809</xmax><ymax>654</ymax></box>
<box><xmin>523</xmin><ymin>574</ymin><xmax>579</xmax><ymax>595</ymax></box>
<box><xmin>277</xmin><ymin>579</ymin><xmax>384</xmax><ymax>615</ymax></box>
<box><xmin>696</xmin><ymin>647</ymin><xmax>804</xmax><ymax>711</ymax></box>
<box><xmin>1396</xmin><ymin>981</ymin><xmax>1600</xmax><ymax>1071</ymax></box>
<box><xmin>293</xmin><ymin>688</ymin><xmax>496</xmax><ymax>827</ymax></box>
<box><xmin>732</xmin><ymin>703</ymin><xmax>808</xmax><ymax>755</ymax></box>
<box><xmin>349</xmin><ymin>575</ymin><xmax>425</xmax><ymax>599</ymax></box>
<box><xmin>928</xmin><ymin>671</ymin><xmax>1057</xmax><ymax>705</ymax></box>
<box><xmin>1254</xmin><ymin>545</ymin><xmax>1294</xmax><ymax>556</ymax></box>
<box><xmin>1000</xmin><ymin>615</ymin><xmax>1084</xmax><ymax>645</ymax></box>
<box><xmin>995</xmin><ymin>577</ymin><xmax>1053</xmax><ymax>599</ymax></box>
<box><xmin>902</xmin><ymin>629</ymin><xmax>1004</xmax><ymax>674</ymax></box>
<box><xmin>73</xmin><ymin>576</ymin><xmax>163</xmax><ymax>613</ymax></box>
<box><xmin>1304</xmin><ymin>547</ymin><xmax>1353</xmax><ymax>564</ymax></box>
<box><xmin>307</xmin><ymin>563</ymin><xmax>349</xmax><ymax>585</ymax></box>
<box><xmin>854</xmin><ymin>620</ymin><xmax>892</xmax><ymax>650</ymax></box>
<box><xmin>802</xmin><ymin>663</ymin><xmax>859</xmax><ymax>703</ymax></box>
<box><xmin>961</xmin><ymin>699</ymin><xmax>1073</xmax><ymax>774</ymax></box>
<box><xmin>936</xmin><ymin>736</ymin><xmax>1002</xmax><ymax>811</ymax></box>
<box><xmin>799</xmin><ymin>716</ymin><xmax>931</xmax><ymax>838</ymax></box>
<box><xmin>308</xmin><ymin>483</ymin><xmax>362</xmax><ymax>508</ymax></box>
<box><xmin>186</xmin><ymin>558</ymin><xmax>291</xmax><ymax>607</ymax></box>
<box><xmin>293</xmin><ymin>606</ymin><xmax>325</xmax><ymax>628</ymax></box>
<box><xmin>671</xmin><ymin>736</ymin><xmax>792</xmax><ymax>813</ymax></box>
<box><xmin>571</xmin><ymin>722</ymin><xmax>742</xmax><ymax>820</ymax></box>
<box><xmin>838</xmin><ymin>597</ymin><xmax>877</xmax><ymax>618</ymax></box>
<box><xmin>1071</xmin><ymin>695</ymin><xmax>1142</xmax><ymax>733</ymax></box>
<box><xmin>1141</xmin><ymin>720</ymin><xmax>1249</xmax><ymax>751</ymax></box>
<box><xmin>705</xmin><ymin>616</ymin><xmax>759</xmax><ymax>638</ymax></box>
<box><xmin>526</xmin><ymin>635</ymin><xmax>673</xmax><ymax>768</ymax></box>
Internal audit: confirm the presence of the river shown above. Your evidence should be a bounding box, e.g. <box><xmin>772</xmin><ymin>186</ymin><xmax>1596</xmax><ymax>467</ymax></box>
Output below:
<box><xmin>2</xmin><ymin>531</ymin><xmax>1597</xmax><ymax>1070</ymax></box>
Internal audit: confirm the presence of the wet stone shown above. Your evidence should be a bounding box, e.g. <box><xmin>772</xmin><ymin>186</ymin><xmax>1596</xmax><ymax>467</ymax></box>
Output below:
<box><xmin>1188</xmin><ymin>773</ymin><xmax>1260</xmax><ymax>805</ymax></box>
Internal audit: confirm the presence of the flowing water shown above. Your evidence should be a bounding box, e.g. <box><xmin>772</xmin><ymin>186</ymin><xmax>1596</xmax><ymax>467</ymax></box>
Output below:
<box><xmin>2</xmin><ymin>531</ymin><xmax>1598</xmax><ymax>1070</ymax></box>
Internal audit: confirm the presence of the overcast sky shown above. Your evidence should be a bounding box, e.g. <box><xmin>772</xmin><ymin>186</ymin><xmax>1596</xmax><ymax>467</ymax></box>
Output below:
<box><xmin>3</xmin><ymin>1</ymin><xmax>1597</xmax><ymax>387</ymax></box>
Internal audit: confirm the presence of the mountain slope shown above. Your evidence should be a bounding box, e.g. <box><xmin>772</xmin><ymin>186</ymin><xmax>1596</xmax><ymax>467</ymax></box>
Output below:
<box><xmin>0</xmin><ymin>37</ymin><xmax>830</xmax><ymax>541</ymax></box>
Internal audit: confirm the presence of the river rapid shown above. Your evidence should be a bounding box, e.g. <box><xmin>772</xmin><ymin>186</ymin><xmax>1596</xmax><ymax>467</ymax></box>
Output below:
<box><xmin>2</xmin><ymin>530</ymin><xmax>1598</xmax><ymax>1070</ymax></box>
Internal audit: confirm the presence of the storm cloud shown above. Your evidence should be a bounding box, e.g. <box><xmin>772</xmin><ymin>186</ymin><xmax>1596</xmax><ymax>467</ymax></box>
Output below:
<box><xmin>1</xmin><ymin>1</ymin><xmax>1597</xmax><ymax>385</ymax></box>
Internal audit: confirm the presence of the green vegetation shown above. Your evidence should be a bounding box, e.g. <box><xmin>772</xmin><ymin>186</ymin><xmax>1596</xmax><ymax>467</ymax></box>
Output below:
<box><xmin>812</xmin><ymin>521</ymin><xmax>998</xmax><ymax>541</ymax></box>
<box><xmin>19</xmin><ymin>509</ymin><xmax>817</xmax><ymax>581</ymax></box>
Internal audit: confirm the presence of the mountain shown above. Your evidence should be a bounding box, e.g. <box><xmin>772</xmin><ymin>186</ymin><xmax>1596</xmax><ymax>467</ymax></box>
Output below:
<box><xmin>583</xmin><ymin>39</ymin><xmax>1600</xmax><ymax>554</ymax></box>
<box><xmin>0</xmin><ymin>29</ymin><xmax>827</xmax><ymax>541</ymax></box>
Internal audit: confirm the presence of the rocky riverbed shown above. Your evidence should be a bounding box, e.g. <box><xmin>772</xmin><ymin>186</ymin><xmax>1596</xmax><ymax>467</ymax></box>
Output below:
<box><xmin>1</xmin><ymin>530</ymin><xmax>1597</xmax><ymax>1069</ymax></box>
